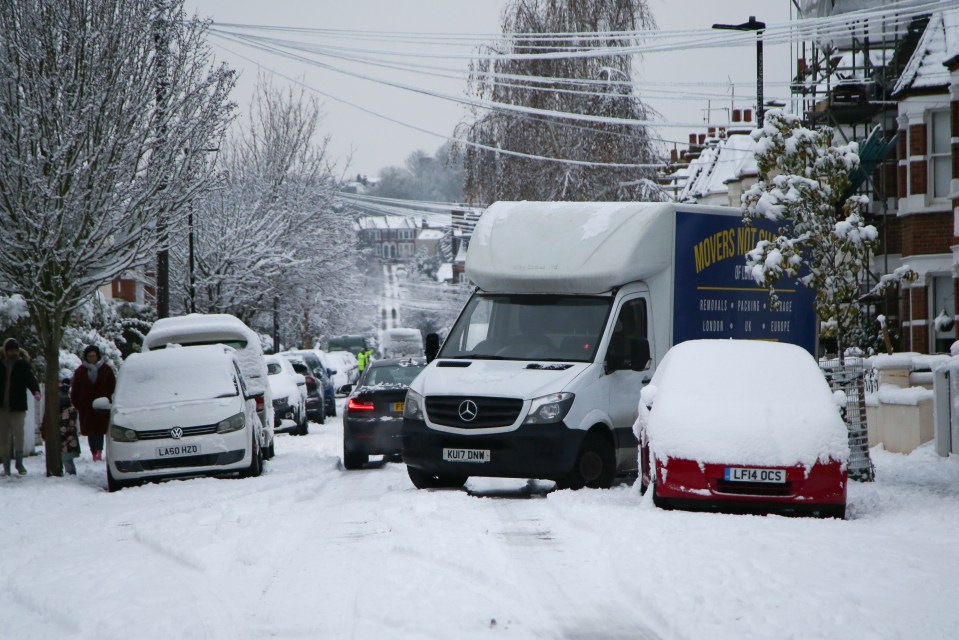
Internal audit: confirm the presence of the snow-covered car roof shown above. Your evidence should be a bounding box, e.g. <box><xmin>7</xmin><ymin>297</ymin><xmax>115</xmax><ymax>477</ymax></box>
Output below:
<box><xmin>639</xmin><ymin>340</ymin><xmax>849</xmax><ymax>468</ymax></box>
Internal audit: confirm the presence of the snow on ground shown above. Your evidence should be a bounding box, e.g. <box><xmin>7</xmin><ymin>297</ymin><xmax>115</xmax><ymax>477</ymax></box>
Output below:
<box><xmin>2</xmin><ymin>402</ymin><xmax>958</xmax><ymax>640</ymax></box>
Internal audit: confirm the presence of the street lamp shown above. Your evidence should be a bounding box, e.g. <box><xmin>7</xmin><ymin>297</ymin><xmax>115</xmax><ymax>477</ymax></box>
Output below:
<box><xmin>712</xmin><ymin>16</ymin><xmax>766</xmax><ymax>128</ymax></box>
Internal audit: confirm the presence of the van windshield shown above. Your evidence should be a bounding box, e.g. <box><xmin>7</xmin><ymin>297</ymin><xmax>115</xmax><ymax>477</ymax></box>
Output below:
<box><xmin>439</xmin><ymin>294</ymin><xmax>611</xmax><ymax>362</ymax></box>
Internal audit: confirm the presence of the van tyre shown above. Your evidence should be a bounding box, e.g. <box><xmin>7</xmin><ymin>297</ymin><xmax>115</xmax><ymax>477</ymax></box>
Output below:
<box><xmin>406</xmin><ymin>465</ymin><xmax>467</xmax><ymax>489</ymax></box>
<box><xmin>558</xmin><ymin>432</ymin><xmax>616</xmax><ymax>490</ymax></box>
<box><xmin>343</xmin><ymin>450</ymin><xmax>368</xmax><ymax>470</ymax></box>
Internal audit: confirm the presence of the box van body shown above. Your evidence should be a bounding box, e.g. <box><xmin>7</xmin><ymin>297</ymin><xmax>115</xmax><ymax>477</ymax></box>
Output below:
<box><xmin>142</xmin><ymin>313</ymin><xmax>275</xmax><ymax>458</ymax></box>
<box><xmin>401</xmin><ymin>202</ymin><xmax>816</xmax><ymax>489</ymax></box>
<box><xmin>105</xmin><ymin>345</ymin><xmax>264</xmax><ymax>490</ymax></box>
<box><xmin>381</xmin><ymin>328</ymin><xmax>424</xmax><ymax>358</ymax></box>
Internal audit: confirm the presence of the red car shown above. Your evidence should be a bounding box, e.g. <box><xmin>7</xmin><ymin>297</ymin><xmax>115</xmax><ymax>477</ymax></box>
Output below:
<box><xmin>638</xmin><ymin>340</ymin><xmax>849</xmax><ymax>519</ymax></box>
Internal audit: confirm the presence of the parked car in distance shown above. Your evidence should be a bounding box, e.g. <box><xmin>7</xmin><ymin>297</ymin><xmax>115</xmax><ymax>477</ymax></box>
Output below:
<box><xmin>637</xmin><ymin>339</ymin><xmax>849</xmax><ymax>518</ymax></box>
<box><xmin>343</xmin><ymin>357</ymin><xmax>426</xmax><ymax>470</ymax></box>
<box><xmin>142</xmin><ymin>313</ymin><xmax>275</xmax><ymax>459</ymax></box>
<box><xmin>327</xmin><ymin>350</ymin><xmax>360</xmax><ymax>392</ymax></box>
<box><xmin>281</xmin><ymin>353</ymin><xmax>325</xmax><ymax>424</ymax></box>
<box><xmin>265</xmin><ymin>354</ymin><xmax>308</xmax><ymax>436</ymax></box>
<box><xmin>290</xmin><ymin>349</ymin><xmax>336</xmax><ymax>417</ymax></box>
<box><xmin>103</xmin><ymin>345</ymin><xmax>265</xmax><ymax>491</ymax></box>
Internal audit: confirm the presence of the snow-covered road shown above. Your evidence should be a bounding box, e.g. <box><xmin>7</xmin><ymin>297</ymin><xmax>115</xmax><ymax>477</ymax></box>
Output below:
<box><xmin>3</xmin><ymin>404</ymin><xmax>959</xmax><ymax>640</ymax></box>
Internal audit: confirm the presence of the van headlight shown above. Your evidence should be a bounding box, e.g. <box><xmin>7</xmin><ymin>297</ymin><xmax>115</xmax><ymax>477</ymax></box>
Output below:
<box><xmin>110</xmin><ymin>424</ymin><xmax>138</xmax><ymax>442</ymax></box>
<box><xmin>523</xmin><ymin>392</ymin><xmax>574</xmax><ymax>424</ymax></box>
<box><xmin>216</xmin><ymin>413</ymin><xmax>245</xmax><ymax>434</ymax></box>
<box><xmin>403</xmin><ymin>389</ymin><xmax>425</xmax><ymax>420</ymax></box>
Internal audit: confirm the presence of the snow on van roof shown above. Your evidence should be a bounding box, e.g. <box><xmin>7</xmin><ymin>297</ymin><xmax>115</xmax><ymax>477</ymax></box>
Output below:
<box><xmin>639</xmin><ymin>340</ymin><xmax>849</xmax><ymax>468</ymax></box>
<box><xmin>467</xmin><ymin>201</ymin><xmax>736</xmax><ymax>294</ymax></box>
<box><xmin>144</xmin><ymin>313</ymin><xmax>259</xmax><ymax>349</ymax></box>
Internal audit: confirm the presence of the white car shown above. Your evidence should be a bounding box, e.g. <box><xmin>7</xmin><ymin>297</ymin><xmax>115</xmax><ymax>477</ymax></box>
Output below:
<box><xmin>103</xmin><ymin>345</ymin><xmax>265</xmax><ymax>491</ymax></box>
<box><xmin>142</xmin><ymin>313</ymin><xmax>275</xmax><ymax>459</ymax></box>
<box><xmin>327</xmin><ymin>350</ymin><xmax>360</xmax><ymax>389</ymax></box>
<box><xmin>265</xmin><ymin>354</ymin><xmax>308</xmax><ymax>436</ymax></box>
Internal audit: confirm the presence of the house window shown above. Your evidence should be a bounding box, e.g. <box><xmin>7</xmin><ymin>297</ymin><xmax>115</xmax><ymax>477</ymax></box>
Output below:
<box><xmin>930</xmin><ymin>274</ymin><xmax>955</xmax><ymax>353</ymax></box>
<box><xmin>930</xmin><ymin>110</ymin><xmax>951</xmax><ymax>200</ymax></box>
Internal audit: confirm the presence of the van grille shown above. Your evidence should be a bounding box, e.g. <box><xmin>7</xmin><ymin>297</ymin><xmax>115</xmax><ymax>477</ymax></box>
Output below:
<box><xmin>425</xmin><ymin>396</ymin><xmax>524</xmax><ymax>429</ymax></box>
<box><xmin>136</xmin><ymin>424</ymin><xmax>219</xmax><ymax>440</ymax></box>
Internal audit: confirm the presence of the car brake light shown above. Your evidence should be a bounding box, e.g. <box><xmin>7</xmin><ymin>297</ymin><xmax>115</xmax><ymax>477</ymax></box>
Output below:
<box><xmin>255</xmin><ymin>396</ymin><xmax>265</xmax><ymax>412</ymax></box>
<box><xmin>347</xmin><ymin>398</ymin><xmax>375</xmax><ymax>411</ymax></box>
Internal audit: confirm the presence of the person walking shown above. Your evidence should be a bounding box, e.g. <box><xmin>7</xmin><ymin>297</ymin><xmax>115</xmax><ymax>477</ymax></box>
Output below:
<box><xmin>0</xmin><ymin>337</ymin><xmax>41</xmax><ymax>476</ymax></box>
<box><xmin>70</xmin><ymin>345</ymin><xmax>116</xmax><ymax>462</ymax></box>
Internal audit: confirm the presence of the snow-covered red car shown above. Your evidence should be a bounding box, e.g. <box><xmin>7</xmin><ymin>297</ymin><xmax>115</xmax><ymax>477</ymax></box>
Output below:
<box><xmin>637</xmin><ymin>340</ymin><xmax>849</xmax><ymax>518</ymax></box>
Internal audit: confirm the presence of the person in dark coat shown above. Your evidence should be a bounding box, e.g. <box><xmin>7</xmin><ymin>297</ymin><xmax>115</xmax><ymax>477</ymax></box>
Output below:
<box><xmin>0</xmin><ymin>337</ymin><xmax>41</xmax><ymax>476</ymax></box>
<box><xmin>70</xmin><ymin>345</ymin><xmax>116</xmax><ymax>462</ymax></box>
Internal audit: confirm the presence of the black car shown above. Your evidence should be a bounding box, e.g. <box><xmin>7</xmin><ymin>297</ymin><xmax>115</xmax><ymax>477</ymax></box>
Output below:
<box><xmin>342</xmin><ymin>357</ymin><xmax>425</xmax><ymax>470</ymax></box>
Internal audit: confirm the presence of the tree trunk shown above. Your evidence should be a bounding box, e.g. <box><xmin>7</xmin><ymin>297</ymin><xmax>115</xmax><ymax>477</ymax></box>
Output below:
<box><xmin>42</xmin><ymin>328</ymin><xmax>63</xmax><ymax>477</ymax></box>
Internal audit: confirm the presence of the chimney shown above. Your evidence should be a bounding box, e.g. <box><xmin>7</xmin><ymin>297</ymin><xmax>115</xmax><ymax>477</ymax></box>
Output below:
<box><xmin>744</xmin><ymin>109</ymin><xmax>753</xmax><ymax>123</ymax></box>
<box><xmin>688</xmin><ymin>133</ymin><xmax>697</xmax><ymax>145</ymax></box>
<box><xmin>733</xmin><ymin>109</ymin><xmax>742</xmax><ymax>123</ymax></box>
<box><xmin>670</xmin><ymin>148</ymin><xmax>679</xmax><ymax>162</ymax></box>
<box><xmin>698</xmin><ymin>133</ymin><xmax>706</xmax><ymax>145</ymax></box>
<box><xmin>708</xmin><ymin>127</ymin><xmax>716</xmax><ymax>138</ymax></box>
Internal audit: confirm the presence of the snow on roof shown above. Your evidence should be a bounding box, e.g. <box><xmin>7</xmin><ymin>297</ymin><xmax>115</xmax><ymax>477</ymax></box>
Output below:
<box><xmin>436</xmin><ymin>263</ymin><xmax>453</xmax><ymax>282</ymax></box>
<box><xmin>355</xmin><ymin>215</ymin><xmax>419</xmax><ymax>231</ymax></box>
<box><xmin>639</xmin><ymin>340</ymin><xmax>849</xmax><ymax>468</ymax></box>
<box><xmin>468</xmin><ymin>201</ymin><xmax>714</xmax><ymax>294</ymax></box>
<box><xmin>678</xmin><ymin>134</ymin><xmax>758</xmax><ymax>202</ymax></box>
<box><xmin>145</xmin><ymin>313</ymin><xmax>259</xmax><ymax>349</ymax></box>
<box><xmin>894</xmin><ymin>10</ymin><xmax>959</xmax><ymax>95</ymax></box>
<box><xmin>417</xmin><ymin>229</ymin><xmax>445</xmax><ymax>240</ymax></box>
<box><xmin>453</xmin><ymin>241</ymin><xmax>468</xmax><ymax>263</ymax></box>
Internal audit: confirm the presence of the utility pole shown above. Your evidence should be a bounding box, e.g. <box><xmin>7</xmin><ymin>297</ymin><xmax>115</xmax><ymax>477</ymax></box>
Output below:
<box><xmin>153</xmin><ymin>0</ymin><xmax>171</xmax><ymax>318</ymax></box>
<box><xmin>712</xmin><ymin>16</ymin><xmax>766</xmax><ymax>127</ymax></box>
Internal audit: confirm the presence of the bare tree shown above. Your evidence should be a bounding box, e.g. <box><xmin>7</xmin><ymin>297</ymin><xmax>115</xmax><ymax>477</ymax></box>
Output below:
<box><xmin>457</xmin><ymin>0</ymin><xmax>665</xmax><ymax>203</ymax></box>
<box><xmin>0</xmin><ymin>0</ymin><xmax>235</xmax><ymax>476</ymax></box>
<box><xmin>176</xmin><ymin>79</ymin><xmax>361</xmax><ymax>348</ymax></box>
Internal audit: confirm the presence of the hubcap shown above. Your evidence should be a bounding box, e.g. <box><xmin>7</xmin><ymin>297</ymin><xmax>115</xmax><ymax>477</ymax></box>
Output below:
<box><xmin>580</xmin><ymin>451</ymin><xmax>603</xmax><ymax>483</ymax></box>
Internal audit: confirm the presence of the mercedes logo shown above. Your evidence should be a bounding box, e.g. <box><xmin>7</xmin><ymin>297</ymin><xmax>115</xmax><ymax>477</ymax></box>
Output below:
<box><xmin>458</xmin><ymin>399</ymin><xmax>478</xmax><ymax>422</ymax></box>
<box><xmin>170</xmin><ymin>427</ymin><xmax>183</xmax><ymax>439</ymax></box>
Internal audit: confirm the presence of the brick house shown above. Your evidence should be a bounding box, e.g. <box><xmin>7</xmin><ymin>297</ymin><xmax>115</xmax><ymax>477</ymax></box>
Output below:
<box><xmin>891</xmin><ymin>10</ymin><xmax>959</xmax><ymax>353</ymax></box>
<box><xmin>354</xmin><ymin>215</ymin><xmax>420</xmax><ymax>261</ymax></box>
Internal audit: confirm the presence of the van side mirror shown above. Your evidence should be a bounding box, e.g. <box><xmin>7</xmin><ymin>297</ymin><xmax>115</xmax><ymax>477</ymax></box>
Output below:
<box><xmin>245</xmin><ymin>389</ymin><xmax>264</xmax><ymax>401</ymax></box>
<box><xmin>425</xmin><ymin>333</ymin><xmax>440</xmax><ymax>363</ymax></box>
<box><xmin>629</xmin><ymin>338</ymin><xmax>651</xmax><ymax>372</ymax></box>
<box><xmin>92</xmin><ymin>397</ymin><xmax>112</xmax><ymax>412</ymax></box>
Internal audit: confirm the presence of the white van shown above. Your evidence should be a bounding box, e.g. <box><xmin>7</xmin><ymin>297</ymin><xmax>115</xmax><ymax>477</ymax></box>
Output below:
<box><xmin>142</xmin><ymin>313</ymin><xmax>275</xmax><ymax>458</ymax></box>
<box><xmin>103</xmin><ymin>345</ymin><xmax>265</xmax><ymax>491</ymax></box>
<box><xmin>381</xmin><ymin>328</ymin><xmax>423</xmax><ymax>358</ymax></box>
<box><xmin>401</xmin><ymin>202</ymin><xmax>816</xmax><ymax>490</ymax></box>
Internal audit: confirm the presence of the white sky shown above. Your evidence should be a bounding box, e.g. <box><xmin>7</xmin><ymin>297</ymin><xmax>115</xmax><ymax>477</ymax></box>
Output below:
<box><xmin>186</xmin><ymin>0</ymin><xmax>795</xmax><ymax>179</ymax></box>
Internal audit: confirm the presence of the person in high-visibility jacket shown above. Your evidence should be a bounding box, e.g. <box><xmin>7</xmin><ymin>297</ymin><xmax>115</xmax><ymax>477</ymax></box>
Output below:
<box><xmin>357</xmin><ymin>348</ymin><xmax>374</xmax><ymax>374</ymax></box>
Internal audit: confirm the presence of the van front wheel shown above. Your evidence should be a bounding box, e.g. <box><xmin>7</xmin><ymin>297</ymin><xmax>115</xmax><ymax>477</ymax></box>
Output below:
<box><xmin>557</xmin><ymin>432</ymin><xmax>615</xmax><ymax>490</ymax></box>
